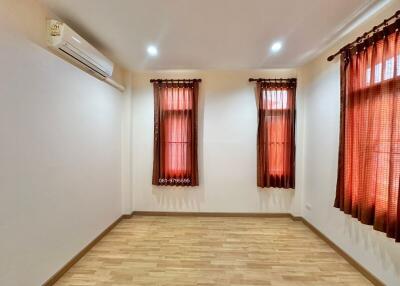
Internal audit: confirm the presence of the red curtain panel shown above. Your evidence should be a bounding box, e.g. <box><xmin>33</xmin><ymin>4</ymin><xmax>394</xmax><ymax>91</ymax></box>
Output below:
<box><xmin>152</xmin><ymin>81</ymin><xmax>199</xmax><ymax>186</ymax></box>
<box><xmin>335</xmin><ymin>28</ymin><xmax>400</xmax><ymax>241</ymax></box>
<box><xmin>257</xmin><ymin>80</ymin><xmax>296</xmax><ymax>189</ymax></box>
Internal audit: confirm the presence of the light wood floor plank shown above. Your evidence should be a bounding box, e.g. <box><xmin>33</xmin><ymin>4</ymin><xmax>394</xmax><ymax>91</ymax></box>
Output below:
<box><xmin>55</xmin><ymin>216</ymin><xmax>371</xmax><ymax>286</ymax></box>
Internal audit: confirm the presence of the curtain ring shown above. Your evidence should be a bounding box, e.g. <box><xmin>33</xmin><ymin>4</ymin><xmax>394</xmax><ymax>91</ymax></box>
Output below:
<box><xmin>383</xmin><ymin>20</ymin><xmax>389</xmax><ymax>38</ymax></box>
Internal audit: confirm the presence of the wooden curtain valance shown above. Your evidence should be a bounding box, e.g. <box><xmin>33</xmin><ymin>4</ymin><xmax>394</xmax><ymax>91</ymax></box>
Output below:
<box><xmin>249</xmin><ymin>78</ymin><xmax>297</xmax><ymax>88</ymax></box>
<box><xmin>327</xmin><ymin>10</ymin><xmax>400</xmax><ymax>62</ymax></box>
<box><xmin>150</xmin><ymin>79</ymin><xmax>202</xmax><ymax>83</ymax></box>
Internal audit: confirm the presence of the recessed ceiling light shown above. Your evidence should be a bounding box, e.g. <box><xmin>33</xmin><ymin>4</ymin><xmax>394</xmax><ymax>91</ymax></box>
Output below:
<box><xmin>147</xmin><ymin>45</ymin><xmax>158</xmax><ymax>57</ymax></box>
<box><xmin>270</xmin><ymin>41</ymin><xmax>282</xmax><ymax>53</ymax></box>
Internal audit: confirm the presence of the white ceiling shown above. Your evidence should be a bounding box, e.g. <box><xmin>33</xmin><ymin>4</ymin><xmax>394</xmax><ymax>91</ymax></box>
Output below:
<box><xmin>40</xmin><ymin>0</ymin><xmax>382</xmax><ymax>70</ymax></box>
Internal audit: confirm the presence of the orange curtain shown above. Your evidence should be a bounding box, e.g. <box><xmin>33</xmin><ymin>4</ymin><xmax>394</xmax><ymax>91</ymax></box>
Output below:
<box><xmin>257</xmin><ymin>80</ymin><xmax>296</xmax><ymax>188</ymax></box>
<box><xmin>152</xmin><ymin>81</ymin><xmax>199</xmax><ymax>186</ymax></box>
<box><xmin>335</xmin><ymin>27</ymin><xmax>400</xmax><ymax>241</ymax></box>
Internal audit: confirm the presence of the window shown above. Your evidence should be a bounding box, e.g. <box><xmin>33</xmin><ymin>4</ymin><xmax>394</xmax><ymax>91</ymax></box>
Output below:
<box><xmin>365</xmin><ymin>55</ymin><xmax>400</xmax><ymax>85</ymax></box>
<box><xmin>152</xmin><ymin>80</ymin><xmax>200</xmax><ymax>186</ymax></box>
<box><xmin>265</xmin><ymin>90</ymin><xmax>288</xmax><ymax>176</ymax></box>
<box><xmin>162</xmin><ymin>92</ymin><xmax>192</xmax><ymax>181</ymax></box>
<box><xmin>335</xmin><ymin>30</ymin><xmax>400</xmax><ymax>242</ymax></box>
<box><xmin>256</xmin><ymin>80</ymin><xmax>296</xmax><ymax>189</ymax></box>
<box><xmin>266</xmin><ymin>89</ymin><xmax>288</xmax><ymax>109</ymax></box>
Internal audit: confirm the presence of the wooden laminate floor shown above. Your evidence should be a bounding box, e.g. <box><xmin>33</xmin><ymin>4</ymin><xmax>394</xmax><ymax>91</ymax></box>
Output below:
<box><xmin>55</xmin><ymin>216</ymin><xmax>371</xmax><ymax>286</ymax></box>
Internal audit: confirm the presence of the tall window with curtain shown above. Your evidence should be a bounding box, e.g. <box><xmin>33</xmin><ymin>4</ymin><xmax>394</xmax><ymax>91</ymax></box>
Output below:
<box><xmin>252</xmin><ymin>78</ymin><xmax>296</xmax><ymax>189</ymax></box>
<box><xmin>152</xmin><ymin>79</ymin><xmax>200</xmax><ymax>186</ymax></box>
<box><xmin>334</xmin><ymin>15</ymin><xmax>400</xmax><ymax>241</ymax></box>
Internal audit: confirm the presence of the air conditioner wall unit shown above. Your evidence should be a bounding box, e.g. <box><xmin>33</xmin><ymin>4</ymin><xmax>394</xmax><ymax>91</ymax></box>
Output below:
<box><xmin>47</xmin><ymin>19</ymin><xmax>114</xmax><ymax>78</ymax></box>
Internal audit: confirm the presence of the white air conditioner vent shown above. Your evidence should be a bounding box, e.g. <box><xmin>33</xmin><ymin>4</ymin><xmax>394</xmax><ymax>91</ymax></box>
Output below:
<box><xmin>47</xmin><ymin>20</ymin><xmax>114</xmax><ymax>78</ymax></box>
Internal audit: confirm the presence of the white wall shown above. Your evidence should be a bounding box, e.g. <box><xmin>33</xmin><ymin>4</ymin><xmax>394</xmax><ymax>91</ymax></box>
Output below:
<box><xmin>299</xmin><ymin>1</ymin><xmax>400</xmax><ymax>285</ymax></box>
<box><xmin>131</xmin><ymin>70</ymin><xmax>304</xmax><ymax>215</ymax></box>
<box><xmin>0</xmin><ymin>1</ymin><xmax>126</xmax><ymax>285</ymax></box>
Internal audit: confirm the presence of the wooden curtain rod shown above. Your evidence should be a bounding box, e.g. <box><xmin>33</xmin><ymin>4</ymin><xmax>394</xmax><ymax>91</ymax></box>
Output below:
<box><xmin>150</xmin><ymin>79</ymin><xmax>202</xmax><ymax>83</ymax></box>
<box><xmin>327</xmin><ymin>10</ymin><xmax>400</xmax><ymax>62</ymax></box>
<box><xmin>249</xmin><ymin>78</ymin><xmax>297</xmax><ymax>83</ymax></box>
